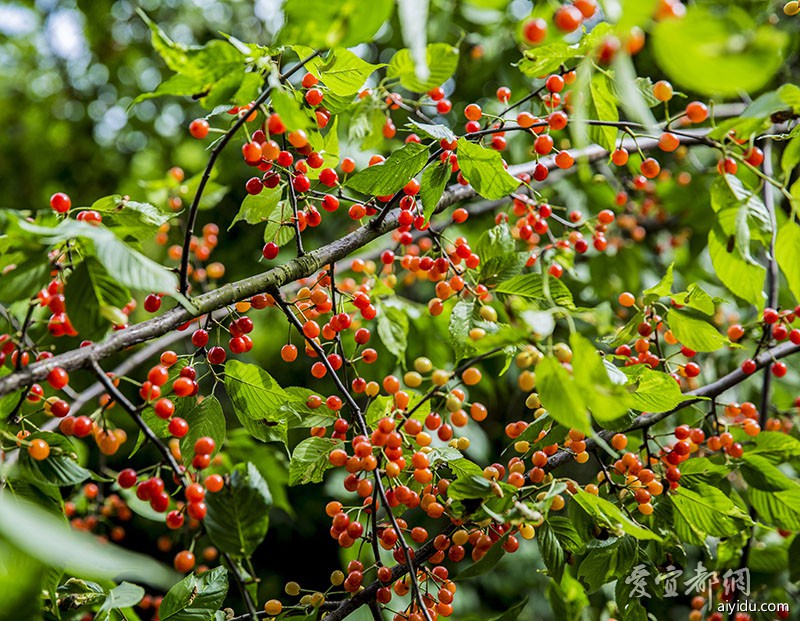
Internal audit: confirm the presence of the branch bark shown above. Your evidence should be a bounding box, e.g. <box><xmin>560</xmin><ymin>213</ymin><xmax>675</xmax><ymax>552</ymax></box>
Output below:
<box><xmin>0</xmin><ymin>128</ymin><xmax>720</xmax><ymax>399</ymax></box>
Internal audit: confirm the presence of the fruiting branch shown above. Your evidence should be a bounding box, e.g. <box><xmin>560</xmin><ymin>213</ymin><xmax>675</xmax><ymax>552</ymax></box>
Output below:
<box><xmin>0</xmin><ymin>126</ymin><xmax>728</xmax><ymax>399</ymax></box>
<box><xmin>178</xmin><ymin>49</ymin><xmax>322</xmax><ymax>295</ymax></box>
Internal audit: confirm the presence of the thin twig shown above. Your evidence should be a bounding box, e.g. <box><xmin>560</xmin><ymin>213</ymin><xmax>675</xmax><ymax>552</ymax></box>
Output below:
<box><xmin>223</xmin><ymin>551</ymin><xmax>259</xmax><ymax>620</ymax></box>
<box><xmin>178</xmin><ymin>50</ymin><xmax>322</xmax><ymax>294</ymax></box>
<box><xmin>270</xmin><ymin>288</ymin><xmax>433</xmax><ymax>621</ymax></box>
<box><xmin>90</xmin><ymin>358</ymin><xmax>189</xmax><ymax>485</ymax></box>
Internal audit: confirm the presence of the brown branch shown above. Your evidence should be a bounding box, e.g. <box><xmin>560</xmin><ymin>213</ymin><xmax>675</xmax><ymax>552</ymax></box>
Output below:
<box><xmin>89</xmin><ymin>359</ymin><xmax>189</xmax><ymax>485</ymax></box>
<box><xmin>542</xmin><ymin>338</ymin><xmax>800</xmax><ymax>473</ymax></box>
<box><xmin>0</xmin><ymin>125</ymin><xmax>734</xmax><ymax>399</ymax></box>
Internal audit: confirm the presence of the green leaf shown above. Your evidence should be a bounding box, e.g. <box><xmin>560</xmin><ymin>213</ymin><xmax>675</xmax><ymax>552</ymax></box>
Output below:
<box><xmin>745</xmin><ymin>431</ymin><xmax>800</xmax><ymax>463</ymax></box>
<box><xmin>456</xmin><ymin>138</ymin><xmax>520</xmax><ymax>200</ymax></box>
<box><xmin>96</xmin><ymin>582</ymin><xmax>145</xmax><ymax>620</ymax></box>
<box><xmin>578</xmin><ymin>536</ymin><xmax>637</xmax><ymax>593</ymax></box>
<box><xmin>271</xmin><ymin>87</ymin><xmax>314</xmax><ymax>130</ymax></box>
<box><xmin>711</xmin><ymin>175</ymin><xmax>772</xmax><ymax>262</ymax></box>
<box><xmin>346</xmin><ymin>142</ymin><xmax>429</xmax><ymax>196</ymax></box>
<box><xmin>179</xmin><ymin>396</ymin><xmax>226</xmax><ymax>466</ymax></box>
<box><xmin>670</xmin><ymin>283</ymin><xmax>720</xmax><ymax>316</ymax></box>
<box><xmin>376</xmin><ymin>304</ymin><xmax>409</xmax><ymax>361</ymax></box>
<box><xmin>667</xmin><ymin>309</ymin><xmax>729</xmax><ymax>352</ymax></box>
<box><xmin>159</xmin><ymin>567</ymin><xmax>228</xmax><ymax>621</ymax></box>
<box><xmin>65</xmin><ymin>257</ymin><xmax>132</xmax><ymax>340</ymax></box>
<box><xmin>17</xmin><ymin>218</ymin><xmax>177</xmax><ymax>295</ymax></box>
<box><xmin>776</xmin><ymin>219</ymin><xmax>800</xmax><ymax>304</ymax></box>
<box><xmin>420</xmin><ymin>158</ymin><xmax>452</xmax><ymax>222</ymax></box>
<box><xmin>495</xmin><ymin>273</ymin><xmax>575</xmax><ymax>309</ymax></box>
<box><xmin>408</xmin><ymin>121</ymin><xmax>457</xmax><ymax>144</ymax></box>
<box><xmin>708</xmin><ymin>225</ymin><xmax>765</xmax><ymax>310</ymax></box>
<box><xmin>748</xmin><ymin>487</ymin><xmax>800</xmax><ymax>531</ymax></box>
<box><xmin>669</xmin><ymin>485</ymin><xmax>752</xmax><ymax>546</ymax></box>
<box><xmin>587</xmin><ymin>73</ymin><xmax>619</xmax><ymax>151</ymax></box>
<box><xmin>547</xmin><ymin>569</ymin><xmax>590</xmax><ymax>621</ymax></box>
<box><xmin>231</xmin><ymin>184</ymin><xmax>283</xmax><ymax>227</ymax></box>
<box><xmin>676</xmin><ymin>458</ymin><xmax>732</xmax><ymax>489</ymax></box>
<box><xmin>620</xmin><ymin>366</ymin><xmax>684</xmax><ymax>413</ymax></box>
<box><xmin>518</xmin><ymin>42</ymin><xmax>575</xmax><ymax>78</ymax></box>
<box><xmin>536</xmin><ymin>356</ymin><xmax>592</xmax><ymax>434</ymax></box>
<box><xmin>205</xmin><ymin>463</ymin><xmax>272</xmax><ymax>558</ymax></box>
<box><xmin>387</xmin><ymin>43</ymin><xmax>459</xmax><ymax>93</ymax></box>
<box><xmin>538</xmin><ymin>521</ymin><xmax>567</xmax><ymax>581</ymax></box>
<box><xmin>289</xmin><ymin>437</ymin><xmax>342</xmax><ymax>486</ymax></box>
<box><xmin>447</xmin><ymin>475</ymin><xmax>495</xmax><ymax>501</ymax></box>
<box><xmin>570</xmin><ymin>333</ymin><xmax>634</xmax><ymax>428</ymax></box>
<box><xmin>19</xmin><ymin>432</ymin><xmax>92</xmax><ymax>488</ymax></box>
<box><xmin>224</xmin><ymin>360</ymin><xmax>291</xmax><ymax>446</ymax></box>
<box><xmin>449</xmin><ymin>299</ymin><xmax>478</xmax><ymax>361</ymax></box>
<box><xmin>572</xmin><ymin>490</ymin><xmax>661</xmax><ymax>541</ymax></box>
<box><xmin>0</xmin><ymin>492</ymin><xmax>178</xmax><ymax>589</ymax></box>
<box><xmin>652</xmin><ymin>6</ymin><xmax>788</xmax><ymax>97</ymax></box>
<box><xmin>280</xmin><ymin>0</ymin><xmax>394</xmax><ymax>48</ymax></box>
<box><xmin>740</xmin><ymin>454</ymin><xmax>796</xmax><ymax>492</ymax></box>
<box><xmin>642</xmin><ymin>263</ymin><xmax>674</xmax><ymax>302</ymax></box>
<box><xmin>311</xmin><ymin>48</ymin><xmax>382</xmax><ymax>96</ymax></box>
<box><xmin>781</xmin><ymin>133</ymin><xmax>800</xmax><ymax>181</ymax></box>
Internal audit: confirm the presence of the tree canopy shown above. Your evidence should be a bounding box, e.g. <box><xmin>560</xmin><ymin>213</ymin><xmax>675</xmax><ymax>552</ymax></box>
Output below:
<box><xmin>1</xmin><ymin>1</ymin><xmax>800</xmax><ymax>621</ymax></box>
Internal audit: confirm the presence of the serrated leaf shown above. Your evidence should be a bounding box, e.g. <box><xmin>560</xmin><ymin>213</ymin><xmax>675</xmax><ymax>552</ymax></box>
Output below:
<box><xmin>408</xmin><ymin>120</ymin><xmax>457</xmax><ymax>143</ymax></box>
<box><xmin>159</xmin><ymin>567</ymin><xmax>228</xmax><ymax>621</ymax></box>
<box><xmin>572</xmin><ymin>490</ymin><xmax>661</xmax><ymax>541</ymax></box>
<box><xmin>668</xmin><ymin>309</ymin><xmax>729</xmax><ymax>352</ymax></box>
<box><xmin>96</xmin><ymin>582</ymin><xmax>145</xmax><ymax>620</ymax></box>
<box><xmin>179</xmin><ymin>396</ymin><xmax>226</xmax><ymax>466</ymax></box>
<box><xmin>387</xmin><ymin>43</ymin><xmax>459</xmax><ymax>93</ymax></box>
<box><xmin>19</xmin><ymin>433</ymin><xmax>92</xmax><ymax>488</ymax></box>
<box><xmin>670</xmin><ymin>485</ymin><xmax>752</xmax><ymax>546</ymax></box>
<box><xmin>231</xmin><ymin>184</ymin><xmax>283</xmax><ymax>227</ymax></box>
<box><xmin>536</xmin><ymin>356</ymin><xmax>592</xmax><ymax>434</ymax></box>
<box><xmin>749</xmin><ymin>487</ymin><xmax>800</xmax><ymax>531</ymax></box>
<box><xmin>745</xmin><ymin>431</ymin><xmax>800</xmax><ymax>463</ymax></box>
<box><xmin>346</xmin><ymin>142</ymin><xmax>429</xmax><ymax>196</ymax></box>
<box><xmin>456</xmin><ymin>138</ymin><xmax>520</xmax><ymax>200</ymax></box>
<box><xmin>588</xmin><ymin>73</ymin><xmax>619</xmax><ymax>151</ymax></box>
<box><xmin>708</xmin><ymin>224</ymin><xmax>765</xmax><ymax>310</ymax></box>
<box><xmin>17</xmin><ymin>218</ymin><xmax>177</xmax><ymax>295</ymax></box>
<box><xmin>205</xmin><ymin>463</ymin><xmax>271</xmax><ymax>557</ymax></box>
<box><xmin>620</xmin><ymin>366</ymin><xmax>684</xmax><ymax>413</ymax></box>
<box><xmin>65</xmin><ymin>257</ymin><xmax>131</xmax><ymax>340</ymax></box>
<box><xmin>420</xmin><ymin>158</ymin><xmax>451</xmax><ymax>222</ymax></box>
<box><xmin>289</xmin><ymin>437</ymin><xmax>342</xmax><ymax>485</ymax></box>
<box><xmin>312</xmin><ymin>48</ymin><xmax>382</xmax><ymax>96</ymax></box>
<box><xmin>518</xmin><ymin>43</ymin><xmax>575</xmax><ymax>78</ymax></box>
<box><xmin>271</xmin><ymin>87</ymin><xmax>314</xmax><ymax>130</ymax></box>
<box><xmin>376</xmin><ymin>304</ymin><xmax>409</xmax><ymax>360</ymax></box>
<box><xmin>494</xmin><ymin>273</ymin><xmax>575</xmax><ymax>309</ymax></box>
<box><xmin>224</xmin><ymin>360</ymin><xmax>291</xmax><ymax>446</ymax></box>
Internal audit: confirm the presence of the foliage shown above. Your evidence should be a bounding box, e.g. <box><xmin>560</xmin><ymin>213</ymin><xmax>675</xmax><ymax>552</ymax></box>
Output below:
<box><xmin>1</xmin><ymin>1</ymin><xmax>800</xmax><ymax>621</ymax></box>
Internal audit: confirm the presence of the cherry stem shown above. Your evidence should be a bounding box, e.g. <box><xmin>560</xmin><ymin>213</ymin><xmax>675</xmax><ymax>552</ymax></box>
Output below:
<box><xmin>270</xmin><ymin>287</ymin><xmax>433</xmax><ymax>621</ymax></box>
<box><xmin>89</xmin><ymin>358</ymin><xmax>190</xmax><ymax>487</ymax></box>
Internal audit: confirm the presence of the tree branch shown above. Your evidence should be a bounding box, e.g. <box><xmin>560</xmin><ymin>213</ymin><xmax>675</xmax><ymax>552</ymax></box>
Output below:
<box><xmin>0</xmin><ymin>125</ymin><xmax>733</xmax><ymax>399</ymax></box>
<box><xmin>542</xmin><ymin>338</ymin><xmax>800</xmax><ymax>473</ymax></box>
